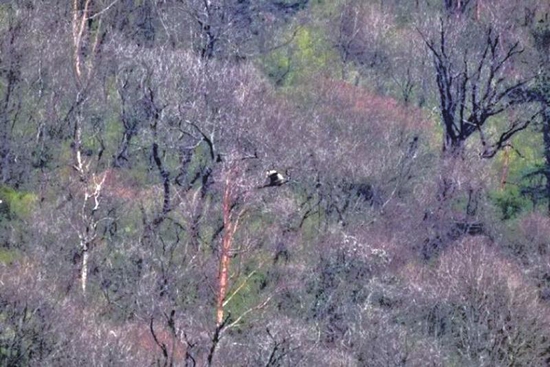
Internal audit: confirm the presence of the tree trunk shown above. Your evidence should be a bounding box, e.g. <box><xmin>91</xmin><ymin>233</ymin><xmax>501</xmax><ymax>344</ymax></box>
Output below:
<box><xmin>442</xmin><ymin>136</ymin><xmax>465</xmax><ymax>160</ymax></box>
<box><xmin>499</xmin><ymin>145</ymin><xmax>511</xmax><ymax>191</ymax></box>
<box><xmin>216</xmin><ymin>175</ymin><xmax>233</xmax><ymax>326</ymax></box>
<box><xmin>542</xmin><ymin>104</ymin><xmax>550</xmax><ymax>215</ymax></box>
<box><xmin>81</xmin><ymin>242</ymin><xmax>89</xmax><ymax>294</ymax></box>
<box><xmin>215</xmin><ymin>167</ymin><xmax>247</xmax><ymax>326</ymax></box>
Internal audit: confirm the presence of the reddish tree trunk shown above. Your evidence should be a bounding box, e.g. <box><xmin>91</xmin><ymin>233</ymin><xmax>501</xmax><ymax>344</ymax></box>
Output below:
<box><xmin>216</xmin><ymin>173</ymin><xmax>234</xmax><ymax>326</ymax></box>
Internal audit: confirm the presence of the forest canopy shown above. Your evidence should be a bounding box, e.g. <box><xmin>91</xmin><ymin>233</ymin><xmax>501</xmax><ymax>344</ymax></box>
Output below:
<box><xmin>1</xmin><ymin>1</ymin><xmax>550</xmax><ymax>366</ymax></box>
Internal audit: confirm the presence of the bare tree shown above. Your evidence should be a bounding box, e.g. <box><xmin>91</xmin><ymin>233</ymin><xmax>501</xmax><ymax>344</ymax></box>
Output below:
<box><xmin>521</xmin><ymin>14</ymin><xmax>550</xmax><ymax>213</ymax></box>
<box><xmin>171</xmin><ymin>0</ymin><xmax>305</xmax><ymax>60</ymax></box>
<box><xmin>70</xmin><ymin>0</ymin><xmax>113</xmax><ymax>294</ymax></box>
<box><xmin>422</xmin><ymin>19</ymin><xmax>537</xmax><ymax>157</ymax></box>
<box><xmin>407</xmin><ymin>238</ymin><xmax>550</xmax><ymax>365</ymax></box>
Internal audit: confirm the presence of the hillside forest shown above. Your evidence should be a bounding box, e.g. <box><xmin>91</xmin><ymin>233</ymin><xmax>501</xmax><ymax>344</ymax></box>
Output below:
<box><xmin>2</xmin><ymin>0</ymin><xmax>550</xmax><ymax>366</ymax></box>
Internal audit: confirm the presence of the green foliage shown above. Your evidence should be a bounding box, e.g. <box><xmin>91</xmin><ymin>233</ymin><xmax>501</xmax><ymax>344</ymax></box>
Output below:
<box><xmin>100</xmin><ymin>116</ymin><xmax>123</xmax><ymax>157</ymax></box>
<box><xmin>0</xmin><ymin>248</ymin><xmax>20</xmax><ymax>264</ymax></box>
<box><xmin>261</xmin><ymin>24</ymin><xmax>339</xmax><ymax>86</ymax></box>
<box><xmin>261</xmin><ymin>47</ymin><xmax>292</xmax><ymax>86</ymax></box>
<box><xmin>224</xmin><ymin>261</ymin><xmax>269</xmax><ymax>324</ymax></box>
<box><xmin>491</xmin><ymin>187</ymin><xmax>531</xmax><ymax>220</ymax></box>
<box><xmin>0</xmin><ymin>301</ymin><xmax>49</xmax><ymax>367</ymax></box>
<box><xmin>0</xmin><ymin>4</ymin><xmax>12</xmax><ymax>31</ymax></box>
<box><xmin>489</xmin><ymin>129</ymin><xmax>547</xmax><ymax>212</ymax></box>
<box><xmin>0</xmin><ymin>186</ymin><xmax>37</xmax><ymax>220</ymax></box>
<box><xmin>4</xmin><ymin>1</ymin><xmax>550</xmax><ymax>365</ymax></box>
<box><xmin>294</xmin><ymin>27</ymin><xmax>329</xmax><ymax>71</ymax></box>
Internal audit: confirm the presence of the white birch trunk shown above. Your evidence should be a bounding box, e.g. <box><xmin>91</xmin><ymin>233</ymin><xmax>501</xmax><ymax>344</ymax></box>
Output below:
<box><xmin>81</xmin><ymin>243</ymin><xmax>88</xmax><ymax>294</ymax></box>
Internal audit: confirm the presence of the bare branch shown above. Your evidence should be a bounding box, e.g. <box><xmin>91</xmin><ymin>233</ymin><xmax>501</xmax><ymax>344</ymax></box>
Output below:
<box><xmin>481</xmin><ymin>110</ymin><xmax>542</xmax><ymax>158</ymax></box>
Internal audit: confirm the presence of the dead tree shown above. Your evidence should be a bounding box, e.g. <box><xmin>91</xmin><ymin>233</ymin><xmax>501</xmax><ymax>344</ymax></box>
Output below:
<box><xmin>70</xmin><ymin>0</ymin><xmax>111</xmax><ymax>294</ymax></box>
<box><xmin>423</xmin><ymin>22</ymin><xmax>537</xmax><ymax>158</ymax></box>
<box><xmin>216</xmin><ymin>167</ymin><xmax>246</xmax><ymax>326</ymax></box>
